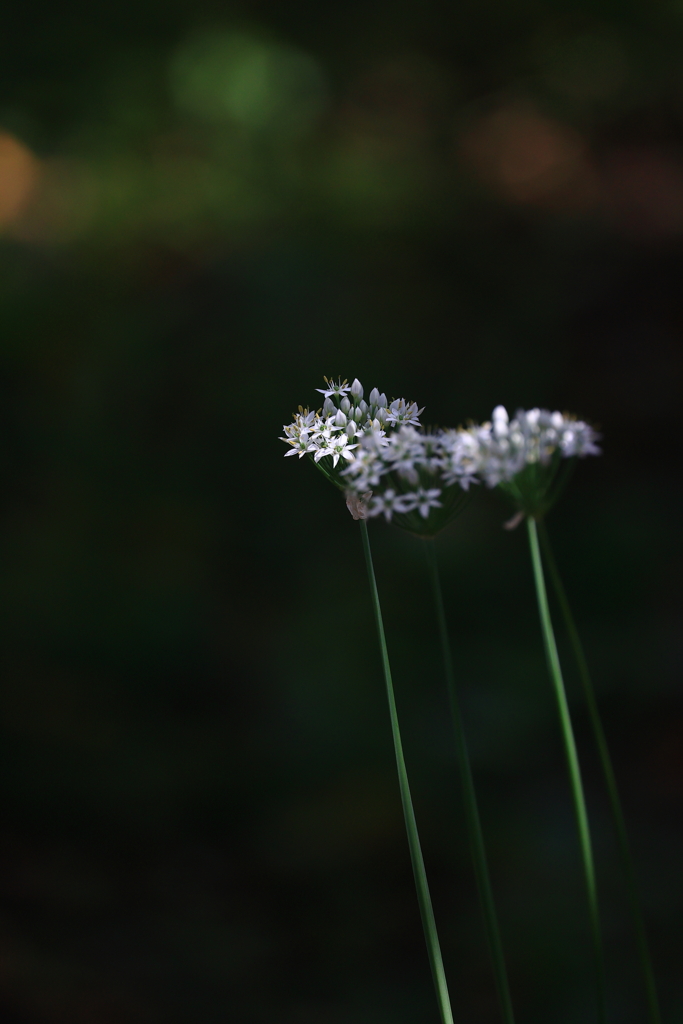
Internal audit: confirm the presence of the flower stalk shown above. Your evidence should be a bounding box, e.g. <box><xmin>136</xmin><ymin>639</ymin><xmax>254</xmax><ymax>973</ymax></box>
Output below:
<box><xmin>527</xmin><ymin>516</ymin><xmax>607</xmax><ymax>1024</ymax></box>
<box><xmin>359</xmin><ymin>520</ymin><xmax>454</xmax><ymax>1024</ymax></box>
<box><xmin>538</xmin><ymin>520</ymin><xmax>661</xmax><ymax>1024</ymax></box>
<box><xmin>424</xmin><ymin>537</ymin><xmax>515</xmax><ymax>1024</ymax></box>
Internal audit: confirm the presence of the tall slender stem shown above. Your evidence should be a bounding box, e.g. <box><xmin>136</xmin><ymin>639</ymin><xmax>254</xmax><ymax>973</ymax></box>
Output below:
<box><xmin>538</xmin><ymin>519</ymin><xmax>661</xmax><ymax>1024</ymax></box>
<box><xmin>527</xmin><ymin>516</ymin><xmax>607</xmax><ymax>1024</ymax></box>
<box><xmin>359</xmin><ymin>521</ymin><xmax>454</xmax><ymax>1024</ymax></box>
<box><xmin>424</xmin><ymin>538</ymin><xmax>516</xmax><ymax>1024</ymax></box>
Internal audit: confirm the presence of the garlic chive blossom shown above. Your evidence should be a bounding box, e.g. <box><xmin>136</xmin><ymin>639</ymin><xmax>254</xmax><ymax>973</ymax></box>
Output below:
<box><xmin>281</xmin><ymin>377</ymin><xmax>475</xmax><ymax>535</ymax></box>
<box><xmin>469</xmin><ymin>406</ymin><xmax>601</xmax><ymax>518</ymax></box>
<box><xmin>342</xmin><ymin>426</ymin><xmax>479</xmax><ymax>536</ymax></box>
<box><xmin>342</xmin><ymin>404</ymin><xmax>599</xmax><ymax>533</ymax></box>
<box><xmin>280</xmin><ymin>377</ymin><xmax>424</xmax><ymax>491</ymax></box>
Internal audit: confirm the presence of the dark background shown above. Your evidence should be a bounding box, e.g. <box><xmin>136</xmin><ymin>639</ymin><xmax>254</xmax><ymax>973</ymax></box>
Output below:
<box><xmin>1</xmin><ymin>1</ymin><xmax>682</xmax><ymax>1021</ymax></box>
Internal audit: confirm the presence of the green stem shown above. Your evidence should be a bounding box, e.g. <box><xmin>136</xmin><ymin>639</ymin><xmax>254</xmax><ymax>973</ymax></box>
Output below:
<box><xmin>424</xmin><ymin>538</ymin><xmax>516</xmax><ymax>1024</ymax></box>
<box><xmin>359</xmin><ymin>520</ymin><xmax>454</xmax><ymax>1024</ymax></box>
<box><xmin>538</xmin><ymin>520</ymin><xmax>661</xmax><ymax>1024</ymax></box>
<box><xmin>527</xmin><ymin>516</ymin><xmax>607</xmax><ymax>1024</ymax></box>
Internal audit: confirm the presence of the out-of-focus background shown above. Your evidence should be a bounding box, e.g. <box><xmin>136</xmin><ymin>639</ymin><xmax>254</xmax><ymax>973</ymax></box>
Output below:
<box><xmin>1</xmin><ymin>2</ymin><xmax>682</xmax><ymax>1022</ymax></box>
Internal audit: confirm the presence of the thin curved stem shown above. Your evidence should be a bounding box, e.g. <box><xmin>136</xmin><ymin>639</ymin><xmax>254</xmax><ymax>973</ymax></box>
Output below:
<box><xmin>424</xmin><ymin>538</ymin><xmax>516</xmax><ymax>1024</ymax></box>
<box><xmin>527</xmin><ymin>516</ymin><xmax>607</xmax><ymax>1024</ymax></box>
<box><xmin>538</xmin><ymin>519</ymin><xmax>661</xmax><ymax>1024</ymax></box>
<box><xmin>359</xmin><ymin>520</ymin><xmax>454</xmax><ymax>1024</ymax></box>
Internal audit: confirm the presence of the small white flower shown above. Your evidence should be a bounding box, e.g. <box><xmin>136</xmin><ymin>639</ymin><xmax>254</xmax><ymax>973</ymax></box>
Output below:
<box><xmin>367</xmin><ymin>488</ymin><xmax>413</xmax><ymax>522</ymax></box>
<box><xmin>386</xmin><ymin>398</ymin><xmax>424</xmax><ymax>428</ymax></box>
<box><xmin>311</xmin><ymin>419</ymin><xmax>335</xmax><ymax>442</ymax></box>
<box><xmin>317</xmin><ymin>434</ymin><xmax>358</xmax><ymax>468</ymax></box>
<box><xmin>312</xmin><ymin>446</ymin><xmax>331</xmax><ymax>463</ymax></box>
<box><xmin>281</xmin><ymin>408</ymin><xmax>316</xmax><ymax>441</ymax></box>
<box><xmin>403</xmin><ymin>487</ymin><xmax>443</xmax><ymax>518</ymax></box>
<box><xmin>316</xmin><ymin>377</ymin><xmax>351</xmax><ymax>399</ymax></box>
<box><xmin>282</xmin><ymin>432</ymin><xmax>316</xmax><ymax>458</ymax></box>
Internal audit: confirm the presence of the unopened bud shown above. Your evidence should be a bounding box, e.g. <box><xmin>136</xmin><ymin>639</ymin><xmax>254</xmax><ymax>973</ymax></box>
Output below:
<box><xmin>334</xmin><ymin>409</ymin><xmax>347</xmax><ymax>427</ymax></box>
<box><xmin>368</xmin><ymin>387</ymin><xmax>380</xmax><ymax>407</ymax></box>
<box><xmin>492</xmin><ymin>405</ymin><xmax>508</xmax><ymax>438</ymax></box>
<box><xmin>350</xmin><ymin>378</ymin><xmax>364</xmax><ymax>401</ymax></box>
<box><xmin>340</xmin><ymin>397</ymin><xmax>351</xmax><ymax>414</ymax></box>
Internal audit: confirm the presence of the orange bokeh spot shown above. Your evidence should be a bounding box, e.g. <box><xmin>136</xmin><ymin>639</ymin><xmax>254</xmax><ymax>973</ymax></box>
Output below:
<box><xmin>0</xmin><ymin>132</ymin><xmax>41</xmax><ymax>226</ymax></box>
<box><xmin>460</xmin><ymin>104</ymin><xmax>598</xmax><ymax>210</ymax></box>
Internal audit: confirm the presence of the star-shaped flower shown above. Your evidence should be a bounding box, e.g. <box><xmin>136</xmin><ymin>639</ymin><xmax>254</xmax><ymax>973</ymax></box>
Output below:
<box><xmin>405</xmin><ymin>487</ymin><xmax>443</xmax><ymax>518</ymax></box>
<box><xmin>280</xmin><ymin>430</ymin><xmax>317</xmax><ymax>457</ymax></box>
<box><xmin>316</xmin><ymin>377</ymin><xmax>351</xmax><ymax>400</ymax></box>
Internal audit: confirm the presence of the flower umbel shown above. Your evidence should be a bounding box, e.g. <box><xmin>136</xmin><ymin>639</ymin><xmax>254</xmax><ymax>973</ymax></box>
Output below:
<box><xmin>465</xmin><ymin>405</ymin><xmax>601</xmax><ymax>518</ymax></box>
<box><xmin>342</xmin><ymin>425</ymin><xmax>477</xmax><ymax>535</ymax></box>
<box><xmin>280</xmin><ymin>378</ymin><xmax>424</xmax><ymax>495</ymax></box>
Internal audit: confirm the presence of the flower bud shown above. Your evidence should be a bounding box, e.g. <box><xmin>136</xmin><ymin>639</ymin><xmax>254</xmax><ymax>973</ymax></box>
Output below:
<box><xmin>340</xmin><ymin>397</ymin><xmax>351</xmax><ymax>414</ymax></box>
<box><xmin>378</xmin><ymin>393</ymin><xmax>387</xmax><ymax>408</ymax></box>
<box><xmin>323</xmin><ymin>397</ymin><xmax>336</xmax><ymax>417</ymax></box>
<box><xmin>345</xmin><ymin>421</ymin><xmax>356</xmax><ymax>438</ymax></box>
<box><xmin>334</xmin><ymin>409</ymin><xmax>347</xmax><ymax>427</ymax></box>
<box><xmin>354</xmin><ymin>407</ymin><xmax>364</xmax><ymax>423</ymax></box>
<box><xmin>492</xmin><ymin>405</ymin><xmax>509</xmax><ymax>438</ymax></box>
<box><xmin>377</xmin><ymin>407</ymin><xmax>388</xmax><ymax>425</ymax></box>
<box><xmin>368</xmin><ymin>387</ymin><xmax>380</xmax><ymax>407</ymax></box>
<box><xmin>350</xmin><ymin>378</ymin><xmax>364</xmax><ymax>401</ymax></box>
<box><xmin>359</xmin><ymin>400</ymin><xmax>368</xmax><ymax>415</ymax></box>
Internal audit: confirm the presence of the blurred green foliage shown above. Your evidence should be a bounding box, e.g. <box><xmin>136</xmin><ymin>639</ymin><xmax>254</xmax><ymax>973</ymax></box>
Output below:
<box><xmin>1</xmin><ymin>1</ymin><xmax>683</xmax><ymax>1022</ymax></box>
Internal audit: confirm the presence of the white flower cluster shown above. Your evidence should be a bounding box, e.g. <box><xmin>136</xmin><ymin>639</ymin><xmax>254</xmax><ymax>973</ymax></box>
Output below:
<box><xmin>470</xmin><ymin>406</ymin><xmax>601</xmax><ymax>488</ymax></box>
<box><xmin>341</xmin><ymin>426</ymin><xmax>480</xmax><ymax>521</ymax></box>
<box><xmin>281</xmin><ymin>384</ymin><xmax>600</xmax><ymax>531</ymax></box>
<box><xmin>280</xmin><ymin>378</ymin><xmax>423</xmax><ymax>470</ymax></box>
<box><xmin>341</xmin><ymin>405</ymin><xmax>600</xmax><ymax>526</ymax></box>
